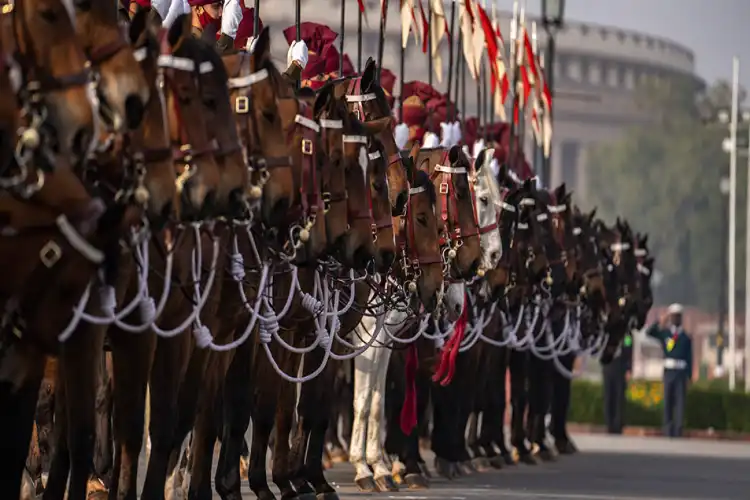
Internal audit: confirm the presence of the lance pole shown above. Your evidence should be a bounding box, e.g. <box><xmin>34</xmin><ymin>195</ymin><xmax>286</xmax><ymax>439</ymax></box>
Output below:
<box><xmin>377</xmin><ymin>0</ymin><xmax>389</xmax><ymax>82</ymax></box>
<box><xmin>428</xmin><ymin>1</ymin><xmax>433</xmax><ymax>88</ymax></box>
<box><xmin>507</xmin><ymin>1</ymin><xmax>519</xmax><ymax>174</ymax></box>
<box><xmin>454</xmin><ymin>30</ymin><xmax>462</xmax><ymax>123</ymax></box>
<box><xmin>340</xmin><ymin>0</ymin><xmax>345</xmax><ymax>73</ymax></box>
<box><xmin>357</xmin><ymin>1</ymin><xmax>363</xmax><ymax>71</ymax></box>
<box><xmin>253</xmin><ymin>0</ymin><xmax>260</xmax><ymax>38</ymax></box>
<box><xmin>446</xmin><ymin>0</ymin><xmax>457</xmax><ymax>121</ymax></box>
<box><xmin>295</xmin><ymin>0</ymin><xmax>301</xmax><ymax>91</ymax></box>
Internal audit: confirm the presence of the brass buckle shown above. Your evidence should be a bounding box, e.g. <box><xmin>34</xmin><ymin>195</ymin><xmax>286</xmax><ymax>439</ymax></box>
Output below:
<box><xmin>301</xmin><ymin>139</ymin><xmax>313</xmax><ymax>155</ymax></box>
<box><xmin>235</xmin><ymin>96</ymin><xmax>249</xmax><ymax>114</ymax></box>
<box><xmin>322</xmin><ymin>192</ymin><xmax>331</xmax><ymax>213</ymax></box>
<box><xmin>39</xmin><ymin>240</ymin><xmax>62</xmax><ymax>268</ymax></box>
<box><xmin>439</xmin><ymin>182</ymin><xmax>449</xmax><ymax>194</ymax></box>
<box><xmin>180</xmin><ymin>143</ymin><xmax>193</xmax><ymax>164</ymax></box>
<box><xmin>353</xmin><ymin>107</ymin><xmax>361</xmax><ymax>120</ymax></box>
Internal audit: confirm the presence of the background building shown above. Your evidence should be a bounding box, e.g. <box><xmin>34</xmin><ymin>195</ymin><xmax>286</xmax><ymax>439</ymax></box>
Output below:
<box><xmin>261</xmin><ymin>0</ymin><xmax>704</xmax><ymax>198</ymax></box>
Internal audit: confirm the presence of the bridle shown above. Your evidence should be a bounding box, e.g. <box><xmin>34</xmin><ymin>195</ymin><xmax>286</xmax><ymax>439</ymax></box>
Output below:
<box><xmin>344</xmin><ymin>76</ymin><xmax>409</xmax><ymax>202</ymax></box>
<box><xmin>156</xmin><ymin>32</ymin><xmax>218</xmax><ymax>193</ymax></box>
<box><xmin>427</xmin><ymin>151</ymin><xmax>480</xmax><ymax>274</ymax></box>
<box><xmin>394</xmin><ymin>179</ymin><xmax>442</xmax><ymax>293</ymax></box>
<box><xmin>226</xmin><ymin>53</ymin><xmax>293</xmax><ymax>204</ymax></box>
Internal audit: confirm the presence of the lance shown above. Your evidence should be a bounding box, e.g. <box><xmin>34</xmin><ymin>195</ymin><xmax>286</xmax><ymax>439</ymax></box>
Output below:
<box><xmin>339</xmin><ymin>0</ymin><xmax>345</xmax><ymax>73</ymax></box>
<box><xmin>253</xmin><ymin>0</ymin><xmax>260</xmax><ymax>38</ymax></box>
<box><xmin>446</xmin><ymin>0</ymin><xmax>457</xmax><ymax>121</ymax></box>
<box><xmin>507</xmin><ymin>0</ymin><xmax>520</xmax><ymax>174</ymax></box>
<box><xmin>454</xmin><ymin>29</ymin><xmax>461</xmax><ymax>120</ymax></box>
<box><xmin>295</xmin><ymin>0</ymin><xmax>301</xmax><ymax>91</ymax></box>
<box><xmin>399</xmin><ymin>6</ymin><xmax>405</xmax><ymax>122</ymax></box>
<box><xmin>427</xmin><ymin>0</ymin><xmax>433</xmax><ymax>88</ymax></box>
<box><xmin>460</xmin><ymin>36</ymin><xmax>465</xmax><ymax>138</ymax></box>
<box><xmin>377</xmin><ymin>0</ymin><xmax>389</xmax><ymax>82</ymax></box>
<box><xmin>357</xmin><ymin>0</ymin><xmax>363</xmax><ymax>71</ymax></box>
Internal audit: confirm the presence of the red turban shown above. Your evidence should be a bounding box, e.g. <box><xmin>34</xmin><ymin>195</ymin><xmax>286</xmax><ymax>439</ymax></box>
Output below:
<box><xmin>283</xmin><ymin>22</ymin><xmax>338</xmax><ymax>55</ymax></box>
<box><xmin>379</xmin><ymin>68</ymin><xmax>397</xmax><ymax>107</ymax></box>
<box><xmin>401</xmin><ymin>95</ymin><xmax>428</xmax><ymax>127</ymax></box>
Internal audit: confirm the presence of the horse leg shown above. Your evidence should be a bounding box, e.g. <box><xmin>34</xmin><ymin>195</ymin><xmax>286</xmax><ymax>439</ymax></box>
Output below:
<box><xmin>246</xmin><ymin>397</ymin><xmax>276</xmax><ymax>500</ymax></box>
<box><xmin>366</xmin><ymin>346</ymin><xmax>396</xmax><ymax>492</ymax></box>
<box><xmin>269</xmin><ymin>373</ymin><xmax>297</xmax><ymax>500</ymax></box>
<box><xmin>43</xmin><ymin>362</ymin><xmax>70</xmax><ymax>500</ymax></box>
<box><xmin>509</xmin><ymin>350</ymin><xmax>535</xmax><ymax>464</ymax></box>
<box><xmin>141</xmin><ymin>333</ymin><xmax>190</xmax><ymax>500</ymax></box>
<box><xmin>349</xmin><ymin>328</ymin><xmax>376</xmax><ymax>492</ymax></box>
<box><xmin>0</xmin><ymin>344</ymin><xmax>45</xmax><ymax>500</ymax></box>
<box><xmin>550</xmin><ymin>353</ymin><xmax>577</xmax><ymax>454</ymax></box>
<box><xmin>92</xmin><ymin>351</ymin><xmax>114</xmax><ymax>491</ymax></box>
<box><xmin>215</xmin><ymin>339</ymin><xmax>253</xmax><ymax>500</ymax></box>
<box><xmin>109</xmin><ymin>325</ymin><xmax>156</xmax><ymax>500</ymax></box>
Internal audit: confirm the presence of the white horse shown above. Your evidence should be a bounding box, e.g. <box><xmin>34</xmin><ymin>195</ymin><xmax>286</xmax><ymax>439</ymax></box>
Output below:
<box><xmin>348</xmin><ymin>145</ymin><xmax>504</xmax><ymax>491</ymax></box>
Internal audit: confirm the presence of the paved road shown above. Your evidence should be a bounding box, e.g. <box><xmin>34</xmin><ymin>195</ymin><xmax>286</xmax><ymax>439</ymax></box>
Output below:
<box><xmin>172</xmin><ymin>433</ymin><xmax>750</xmax><ymax>500</ymax></box>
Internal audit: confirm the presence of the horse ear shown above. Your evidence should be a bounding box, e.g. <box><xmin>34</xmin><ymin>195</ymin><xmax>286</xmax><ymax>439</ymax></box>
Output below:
<box><xmin>643</xmin><ymin>234</ymin><xmax>649</xmax><ymax>246</ymax></box>
<box><xmin>250</xmin><ymin>26</ymin><xmax>271</xmax><ymax>69</ymax></box>
<box><xmin>313</xmin><ymin>83</ymin><xmax>333</xmax><ymax>118</ymax></box>
<box><xmin>362</xmin><ymin>57</ymin><xmax>377</xmax><ymax>91</ymax></box>
<box><xmin>167</xmin><ymin>14</ymin><xmax>192</xmax><ymax>49</ymax></box>
<box><xmin>362</xmin><ymin>116</ymin><xmax>392</xmax><ymax>135</ymax></box>
<box><xmin>448</xmin><ymin>145</ymin><xmax>462</xmax><ymax>165</ymax></box>
<box><xmin>475</xmin><ymin>149</ymin><xmax>486</xmax><ymax>173</ymax></box>
<box><xmin>589</xmin><ymin>207</ymin><xmax>597</xmax><ymax>221</ymax></box>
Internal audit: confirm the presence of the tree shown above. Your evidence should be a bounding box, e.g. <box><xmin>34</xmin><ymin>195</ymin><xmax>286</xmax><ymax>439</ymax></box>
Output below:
<box><xmin>585</xmin><ymin>78</ymin><xmax>744</xmax><ymax>312</ymax></box>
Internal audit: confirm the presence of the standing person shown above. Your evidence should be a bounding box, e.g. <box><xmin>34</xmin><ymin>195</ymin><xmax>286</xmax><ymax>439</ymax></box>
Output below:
<box><xmin>646</xmin><ymin>303</ymin><xmax>693</xmax><ymax>438</ymax></box>
<box><xmin>601</xmin><ymin>331</ymin><xmax>633</xmax><ymax>434</ymax></box>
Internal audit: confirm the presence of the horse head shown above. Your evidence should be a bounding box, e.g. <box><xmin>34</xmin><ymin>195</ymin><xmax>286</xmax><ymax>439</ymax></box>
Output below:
<box><xmin>222</xmin><ymin>27</ymin><xmax>294</xmax><ymax>229</ymax></box>
<box><xmin>74</xmin><ymin>0</ymin><xmax>149</xmax><ymax>132</ymax></box>
<box><xmin>159</xmin><ymin>14</ymin><xmax>221</xmax><ymax>221</ymax></box>
<box><xmin>9</xmin><ymin>0</ymin><xmax>95</xmax><ymax>164</ymax></box>
<box><xmin>313</xmin><ymin>82</ymin><xmax>376</xmax><ymax>270</ymax></box>
<box><xmin>335</xmin><ymin>58</ymin><xmax>410</xmax><ymax>216</ymax></box>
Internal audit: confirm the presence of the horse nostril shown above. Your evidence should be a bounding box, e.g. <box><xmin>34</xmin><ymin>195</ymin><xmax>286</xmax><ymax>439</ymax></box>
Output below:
<box><xmin>124</xmin><ymin>94</ymin><xmax>145</xmax><ymax>130</ymax></box>
<box><xmin>380</xmin><ymin>250</ymin><xmax>395</xmax><ymax>270</ymax></box>
<box><xmin>353</xmin><ymin>245</ymin><xmax>371</xmax><ymax>270</ymax></box>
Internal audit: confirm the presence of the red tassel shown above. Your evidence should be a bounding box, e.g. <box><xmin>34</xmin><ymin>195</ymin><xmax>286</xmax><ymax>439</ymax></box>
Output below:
<box><xmin>400</xmin><ymin>344</ymin><xmax>419</xmax><ymax>435</ymax></box>
<box><xmin>431</xmin><ymin>295</ymin><xmax>468</xmax><ymax>386</ymax></box>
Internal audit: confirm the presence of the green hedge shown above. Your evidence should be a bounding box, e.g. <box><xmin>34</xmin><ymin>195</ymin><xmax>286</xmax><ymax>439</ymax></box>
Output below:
<box><xmin>569</xmin><ymin>379</ymin><xmax>750</xmax><ymax>433</ymax></box>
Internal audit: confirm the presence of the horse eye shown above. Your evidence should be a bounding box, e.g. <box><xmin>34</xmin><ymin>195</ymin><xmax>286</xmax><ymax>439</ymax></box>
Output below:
<box><xmin>373</xmin><ymin>181</ymin><xmax>385</xmax><ymax>192</ymax></box>
<box><xmin>416</xmin><ymin>214</ymin><xmax>427</xmax><ymax>225</ymax></box>
<box><xmin>40</xmin><ymin>9</ymin><xmax>58</xmax><ymax>22</ymax></box>
<box><xmin>480</xmin><ymin>196</ymin><xmax>489</xmax><ymax>205</ymax></box>
<box><xmin>203</xmin><ymin>98</ymin><xmax>216</xmax><ymax>108</ymax></box>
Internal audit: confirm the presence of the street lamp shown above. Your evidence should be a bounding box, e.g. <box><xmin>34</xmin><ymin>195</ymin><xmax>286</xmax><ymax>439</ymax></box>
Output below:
<box><xmin>540</xmin><ymin>0</ymin><xmax>565</xmax><ymax>187</ymax></box>
<box><xmin>541</xmin><ymin>0</ymin><xmax>565</xmax><ymax>27</ymax></box>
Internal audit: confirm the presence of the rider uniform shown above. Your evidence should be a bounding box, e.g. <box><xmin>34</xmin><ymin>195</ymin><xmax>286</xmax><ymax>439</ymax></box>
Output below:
<box><xmin>646</xmin><ymin>303</ymin><xmax>693</xmax><ymax>438</ymax></box>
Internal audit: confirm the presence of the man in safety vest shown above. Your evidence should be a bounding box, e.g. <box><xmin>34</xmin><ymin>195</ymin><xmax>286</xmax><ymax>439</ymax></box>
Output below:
<box><xmin>646</xmin><ymin>303</ymin><xmax>693</xmax><ymax>438</ymax></box>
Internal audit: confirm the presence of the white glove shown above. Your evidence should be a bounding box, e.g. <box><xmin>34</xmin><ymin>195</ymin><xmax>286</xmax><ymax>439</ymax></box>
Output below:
<box><xmin>439</xmin><ymin>122</ymin><xmax>452</xmax><ymax>147</ymax></box>
<box><xmin>246</xmin><ymin>36</ymin><xmax>258</xmax><ymax>53</ymax></box>
<box><xmin>287</xmin><ymin>40</ymin><xmax>309</xmax><ymax>70</ymax></box>
<box><xmin>472</xmin><ymin>139</ymin><xmax>486</xmax><ymax>159</ymax></box>
<box><xmin>450</xmin><ymin>121</ymin><xmax>462</xmax><ymax>148</ymax></box>
<box><xmin>394</xmin><ymin>123</ymin><xmax>409</xmax><ymax>150</ymax></box>
<box><xmin>461</xmin><ymin>144</ymin><xmax>470</xmax><ymax>158</ymax></box>
<box><xmin>422</xmin><ymin>131</ymin><xmax>440</xmax><ymax>149</ymax></box>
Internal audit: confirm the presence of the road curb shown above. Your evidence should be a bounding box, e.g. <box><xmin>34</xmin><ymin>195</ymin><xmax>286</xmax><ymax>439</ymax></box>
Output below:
<box><xmin>567</xmin><ymin>423</ymin><xmax>750</xmax><ymax>442</ymax></box>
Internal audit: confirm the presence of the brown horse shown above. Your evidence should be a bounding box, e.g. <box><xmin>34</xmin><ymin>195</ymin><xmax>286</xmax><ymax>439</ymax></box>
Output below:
<box><xmin>5</xmin><ymin>0</ymin><xmax>95</xmax><ymax>164</ymax></box>
<box><xmin>330</xmin><ymin>59</ymin><xmax>410</xmax><ymax>216</ymax></box>
<box><xmin>84</xmin><ymin>13</ymin><xmax>225</xmax><ymax>500</ymax></box>
<box><xmin>413</xmin><ymin>145</ymin><xmax>483</xmax><ymax>280</ymax></box>
<box><xmin>37</xmin><ymin>8</ymin><xmax>182</xmax><ymax>500</ymax></box>
<box><xmin>72</xmin><ymin>0</ymin><xmax>149</xmax><ymax>132</ymax></box>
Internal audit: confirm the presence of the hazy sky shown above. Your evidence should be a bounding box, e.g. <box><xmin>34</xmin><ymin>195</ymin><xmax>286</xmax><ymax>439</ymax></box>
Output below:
<box><xmin>516</xmin><ymin>0</ymin><xmax>750</xmax><ymax>88</ymax></box>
